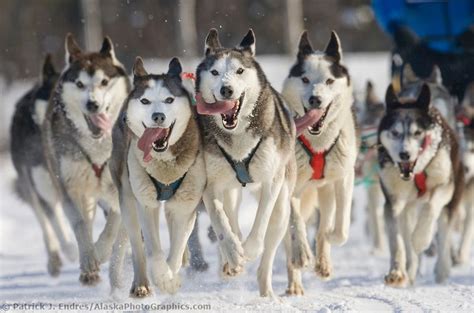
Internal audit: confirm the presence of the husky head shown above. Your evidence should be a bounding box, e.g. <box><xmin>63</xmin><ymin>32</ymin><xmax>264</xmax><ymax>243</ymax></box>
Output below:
<box><xmin>126</xmin><ymin>57</ymin><xmax>193</xmax><ymax>162</ymax></box>
<box><xmin>195</xmin><ymin>29</ymin><xmax>264</xmax><ymax>133</ymax></box>
<box><xmin>379</xmin><ymin>83</ymin><xmax>436</xmax><ymax>180</ymax></box>
<box><xmin>399</xmin><ymin>64</ymin><xmax>455</xmax><ymax>123</ymax></box>
<box><xmin>58</xmin><ymin>34</ymin><xmax>129</xmax><ymax>139</ymax></box>
<box><xmin>33</xmin><ymin>54</ymin><xmax>59</xmax><ymax>125</ymax></box>
<box><xmin>282</xmin><ymin>31</ymin><xmax>351</xmax><ymax>135</ymax></box>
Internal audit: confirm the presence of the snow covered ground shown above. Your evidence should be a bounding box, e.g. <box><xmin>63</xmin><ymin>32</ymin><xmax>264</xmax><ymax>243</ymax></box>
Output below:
<box><xmin>0</xmin><ymin>54</ymin><xmax>472</xmax><ymax>312</ymax></box>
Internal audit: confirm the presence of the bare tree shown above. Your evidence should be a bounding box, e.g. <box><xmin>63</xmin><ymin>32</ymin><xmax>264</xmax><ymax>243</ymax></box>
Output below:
<box><xmin>80</xmin><ymin>0</ymin><xmax>103</xmax><ymax>50</ymax></box>
<box><xmin>284</xmin><ymin>0</ymin><xmax>304</xmax><ymax>55</ymax></box>
<box><xmin>177</xmin><ymin>0</ymin><xmax>198</xmax><ymax>56</ymax></box>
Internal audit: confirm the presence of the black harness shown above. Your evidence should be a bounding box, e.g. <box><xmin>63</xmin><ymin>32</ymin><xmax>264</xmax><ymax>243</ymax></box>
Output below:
<box><xmin>148</xmin><ymin>172</ymin><xmax>187</xmax><ymax>201</ymax></box>
<box><xmin>217</xmin><ymin>139</ymin><xmax>262</xmax><ymax>187</ymax></box>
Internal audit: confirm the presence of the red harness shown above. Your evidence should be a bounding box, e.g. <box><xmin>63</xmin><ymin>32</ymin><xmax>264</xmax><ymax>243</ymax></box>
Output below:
<box><xmin>91</xmin><ymin>163</ymin><xmax>106</xmax><ymax>179</ymax></box>
<box><xmin>298</xmin><ymin>135</ymin><xmax>334</xmax><ymax>180</ymax></box>
<box><xmin>413</xmin><ymin>135</ymin><xmax>431</xmax><ymax>197</ymax></box>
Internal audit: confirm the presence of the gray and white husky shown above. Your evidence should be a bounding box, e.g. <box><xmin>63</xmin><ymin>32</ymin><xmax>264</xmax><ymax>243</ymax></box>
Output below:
<box><xmin>281</xmin><ymin>31</ymin><xmax>358</xmax><ymax>295</ymax></box>
<box><xmin>42</xmin><ymin>34</ymin><xmax>130</xmax><ymax>285</ymax></box>
<box><xmin>195</xmin><ymin>28</ymin><xmax>296</xmax><ymax>297</ymax></box>
<box><xmin>10</xmin><ymin>55</ymin><xmax>76</xmax><ymax>276</ymax></box>
<box><xmin>108</xmin><ymin>57</ymin><xmax>205</xmax><ymax>297</ymax></box>
<box><xmin>377</xmin><ymin>83</ymin><xmax>464</xmax><ymax>286</ymax></box>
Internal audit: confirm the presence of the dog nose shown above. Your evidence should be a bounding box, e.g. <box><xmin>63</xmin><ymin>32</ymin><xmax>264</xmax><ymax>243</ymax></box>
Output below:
<box><xmin>309</xmin><ymin>96</ymin><xmax>322</xmax><ymax>108</ymax></box>
<box><xmin>86</xmin><ymin>101</ymin><xmax>99</xmax><ymax>113</ymax></box>
<box><xmin>152</xmin><ymin>112</ymin><xmax>166</xmax><ymax>124</ymax></box>
<box><xmin>220</xmin><ymin>86</ymin><xmax>234</xmax><ymax>99</ymax></box>
<box><xmin>399</xmin><ymin>151</ymin><xmax>410</xmax><ymax>161</ymax></box>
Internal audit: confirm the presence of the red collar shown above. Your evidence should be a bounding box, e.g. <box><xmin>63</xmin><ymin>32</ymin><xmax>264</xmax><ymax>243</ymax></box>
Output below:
<box><xmin>414</xmin><ymin>171</ymin><xmax>427</xmax><ymax>197</ymax></box>
<box><xmin>92</xmin><ymin>163</ymin><xmax>106</xmax><ymax>179</ymax></box>
<box><xmin>298</xmin><ymin>135</ymin><xmax>327</xmax><ymax>180</ymax></box>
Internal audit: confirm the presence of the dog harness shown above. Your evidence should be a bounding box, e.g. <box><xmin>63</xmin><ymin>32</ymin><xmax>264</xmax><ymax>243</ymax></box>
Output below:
<box><xmin>76</xmin><ymin>144</ymin><xmax>107</xmax><ymax>179</ymax></box>
<box><xmin>414</xmin><ymin>172</ymin><xmax>427</xmax><ymax>197</ymax></box>
<box><xmin>148</xmin><ymin>172</ymin><xmax>187</xmax><ymax>201</ymax></box>
<box><xmin>298</xmin><ymin>134</ymin><xmax>339</xmax><ymax>180</ymax></box>
<box><xmin>217</xmin><ymin>139</ymin><xmax>262</xmax><ymax>187</ymax></box>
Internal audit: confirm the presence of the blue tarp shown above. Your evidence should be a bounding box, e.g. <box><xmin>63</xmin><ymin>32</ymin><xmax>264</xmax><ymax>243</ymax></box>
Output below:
<box><xmin>372</xmin><ymin>0</ymin><xmax>474</xmax><ymax>53</ymax></box>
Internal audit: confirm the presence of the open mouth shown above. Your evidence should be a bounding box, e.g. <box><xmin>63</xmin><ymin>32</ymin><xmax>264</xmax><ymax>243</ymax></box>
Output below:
<box><xmin>307</xmin><ymin>102</ymin><xmax>332</xmax><ymax>135</ymax></box>
<box><xmin>220</xmin><ymin>93</ymin><xmax>245</xmax><ymax>130</ymax></box>
<box><xmin>137</xmin><ymin>121</ymin><xmax>175</xmax><ymax>162</ymax></box>
<box><xmin>397</xmin><ymin>161</ymin><xmax>416</xmax><ymax>180</ymax></box>
<box><xmin>84</xmin><ymin>114</ymin><xmax>104</xmax><ymax>138</ymax></box>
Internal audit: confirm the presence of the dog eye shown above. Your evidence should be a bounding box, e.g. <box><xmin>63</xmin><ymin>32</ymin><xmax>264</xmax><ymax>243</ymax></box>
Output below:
<box><xmin>236</xmin><ymin>68</ymin><xmax>244</xmax><ymax>75</ymax></box>
<box><xmin>326</xmin><ymin>78</ymin><xmax>335</xmax><ymax>85</ymax></box>
<box><xmin>391</xmin><ymin>130</ymin><xmax>400</xmax><ymax>137</ymax></box>
<box><xmin>140</xmin><ymin>98</ymin><xmax>151</xmax><ymax>105</ymax></box>
<box><xmin>76</xmin><ymin>81</ymin><xmax>85</xmax><ymax>89</ymax></box>
<box><xmin>301</xmin><ymin>77</ymin><xmax>310</xmax><ymax>84</ymax></box>
<box><xmin>164</xmin><ymin>97</ymin><xmax>174</xmax><ymax>104</ymax></box>
<box><xmin>101</xmin><ymin>79</ymin><xmax>109</xmax><ymax>87</ymax></box>
<box><xmin>413</xmin><ymin>130</ymin><xmax>422</xmax><ymax>137</ymax></box>
<box><xmin>211</xmin><ymin>70</ymin><xmax>219</xmax><ymax>76</ymax></box>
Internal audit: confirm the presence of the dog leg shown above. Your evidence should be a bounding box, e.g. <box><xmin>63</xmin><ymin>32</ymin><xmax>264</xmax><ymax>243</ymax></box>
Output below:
<box><xmin>284</xmin><ymin>229</ymin><xmax>304</xmax><ymax>296</ymax></box>
<box><xmin>435</xmin><ymin>208</ymin><xmax>452</xmax><ymax>283</ymax></box>
<box><xmin>400</xmin><ymin>204</ymin><xmax>418</xmax><ymax>284</ymax></box>
<box><xmin>258</xmin><ymin>181</ymin><xmax>291</xmax><ymax>298</ymax></box>
<box><xmin>314</xmin><ymin>183</ymin><xmax>335</xmax><ymax>280</ymax></box>
<box><xmin>243</xmin><ymin>176</ymin><xmax>284</xmax><ymax>261</ymax></box>
<box><xmin>457</xmin><ymin>192</ymin><xmax>473</xmax><ymax>264</ymax></box>
<box><xmin>412</xmin><ymin>186</ymin><xmax>452</xmax><ymax>254</ymax></box>
<box><xmin>50</xmin><ymin>200</ymin><xmax>77</xmax><ymax>262</ymax></box>
<box><xmin>109</xmin><ymin>223</ymin><xmax>128</xmax><ymax>291</ymax></box>
<box><xmin>384</xmin><ymin>200</ymin><xmax>408</xmax><ymax>287</ymax></box>
<box><xmin>203</xmin><ymin>185</ymin><xmax>244</xmax><ymax>277</ymax></box>
<box><xmin>224</xmin><ymin>188</ymin><xmax>243</xmax><ymax>240</ymax></box>
<box><xmin>368</xmin><ymin>182</ymin><xmax>385</xmax><ymax>253</ymax></box>
<box><xmin>329</xmin><ymin>171</ymin><xmax>354</xmax><ymax>246</ymax></box>
<box><xmin>288</xmin><ymin>196</ymin><xmax>313</xmax><ymax>269</ymax></box>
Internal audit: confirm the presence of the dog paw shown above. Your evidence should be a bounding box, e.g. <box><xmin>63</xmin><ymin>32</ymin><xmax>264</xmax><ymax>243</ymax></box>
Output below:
<box><xmin>314</xmin><ymin>257</ymin><xmax>332</xmax><ymax>280</ymax></box>
<box><xmin>222</xmin><ymin>262</ymin><xmax>244</xmax><ymax>277</ymax></box>
<box><xmin>156</xmin><ymin>269</ymin><xmax>181</xmax><ymax>294</ymax></box>
<box><xmin>79</xmin><ymin>270</ymin><xmax>101</xmax><ymax>286</ymax></box>
<box><xmin>242</xmin><ymin>239</ymin><xmax>263</xmax><ymax>261</ymax></box>
<box><xmin>327</xmin><ymin>230</ymin><xmax>348</xmax><ymax>246</ymax></box>
<box><xmin>47</xmin><ymin>251</ymin><xmax>63</xmax><ymax>277</ymax></box>
<box><xmin>129</xmin><ymin>283</ymin><xmax>152</xmax><ymax>298</ymax></box>
<box><xmin>412</xmin><ymin>233</ymin><xmax>432</xmax><ymax>255</ymax></box>
<box><xmin>221</xmin><ymin>235</ymin><xmax>245</xmax><ymax>271</ymax></box>
<box><xmin>291</xmin><ymin>238</ymin><xmax>313</xmax><ymax>269</ymax></box>
<box><xmin>384</xmin><ymin>269</ymin><xmax>408</xmax><ymax>287</ymax></box>
<box><xmin>285</xmin><ymin>281</ymin><xmax>305</xmax><ymax>296</ymax></box>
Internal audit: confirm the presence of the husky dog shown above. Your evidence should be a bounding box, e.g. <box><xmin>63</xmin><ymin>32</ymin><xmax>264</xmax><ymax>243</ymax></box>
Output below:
<box><xmin>42</xmin><ymin>34</ymin><xmax>129</xmax><ymax>285</ymax></box>
<box><xmin>195</xmin><ymin>28</ymin><xmax>296</xmax><ymax>297</ymax></box>
<box><xmin>400</xmin><ymin>63</ymin><xmax>458</xmax><ymax>128</ymax></box>
<box><xmin>108</xmin><ymin>57</ymin><xmax>205</xmax><ymax>297</ymax></box>
<box><xmin>10</xmin><ymin>55</ymin><xmax>76</xmax><ymax>276</ymax></box>
<box><xmin>281</xmin><ymin>31</ymin><xmax>358</xmax><ymax>295</ymax></box>
<box><xmin>378</xmin><ymin>83</ymin><xmax>464</xmax><ymax>286</ymax></box>
<box><xmin>453</xmin><ymin>84</ymin><xmax>474</xmax><ymax>264</ymax></box>
<box><xmin>355</xmin><ymin>81</ymin><xmax>386</xmax><ymax>253</ymax></box>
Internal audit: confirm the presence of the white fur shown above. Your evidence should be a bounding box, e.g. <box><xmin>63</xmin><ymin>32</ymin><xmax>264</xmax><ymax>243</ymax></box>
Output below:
<box><xmin>33</xmin><ymin>99</ymin><xmax>48</xmax><ymax>125</ymax></box>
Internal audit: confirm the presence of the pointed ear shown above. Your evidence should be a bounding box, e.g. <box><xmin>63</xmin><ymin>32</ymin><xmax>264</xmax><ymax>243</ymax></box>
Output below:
<box><xmin>238</xmin><ymin>29</ymin><xmax>256</xmax><ymax>56</ymax></box>
<box><xmin>204</xmin><ymin>29</ymin><xmax>221</xmax><ymax>56</ymax></box>
<box><xmin>427</xmin><ymin>65</ymin><xmax>442</xmax><ymax>85</ymax></box>
<box><xmin>401</xmin><ymin>63</ymin><xmax>418</xmax><ymax>86</ymax></box>
<box><xmin>297</xmin><ymin>31</ymin><xmax>314</xmax><ymax>59</ymax></box>
<box><xmin>385</xmin><ymin>84</ymin><xmax>399</xmax><ymax>111</ymax></box>
<box><xmin>100</xmin><ymin>36</ymin><xmax>116</xmax><ymax>59</ymax></box>
<box><xmin>132</xmin><ymin>57</ymin><xmax>148</xmax><ymax>80</ymax></box>
<box><xmin>167</xmin><ymin>57</ymin><xmax>182</xmax><ymax>77</ymax></box>
<box><xmin>65</xmin><ymin>33</ymin><xmax>82</xmax><ymax>64</ymax></box>
<box><xmin>325</xmin><ymin>30</ymin><xmax>342</xmax><ymax>62</ymax></box>
<box><xmin>416</xmin><ymin>83</ymin><xmax>431</xmax><ymax>111</ymax></box>
<box><xmin>42</xmin><ymin>54</ymin><xmax>57</xmax><ymax>83</ymax></box>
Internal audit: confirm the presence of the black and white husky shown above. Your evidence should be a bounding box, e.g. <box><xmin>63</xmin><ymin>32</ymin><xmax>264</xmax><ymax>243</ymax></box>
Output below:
<box><xmin>42</xmin><ymin>34</ymin><xmax>130</xmax><ymax>285</ymax></box>
<box><xmin>195</xmin><ymin>29</ymin><xmax>296</xmax><ymax>297</ymax></box>
<box><xmin>281</xmin><ymin>31</ymin><xmax>357</xmax><ymax>295</ymax></box>
<box><xmin>377</xmin><ymin>83</ymin><xmax>464</xmax><ymax>286</ymax></box>
<box><xmin>108</xmin><ymin>57</ymin><xmax>205</xmax><ymax>297</ymax></box>
<box><xmin>10</xmin><ymin>55</ymin><xmax>76</xmax><ymax>276</ymax></box>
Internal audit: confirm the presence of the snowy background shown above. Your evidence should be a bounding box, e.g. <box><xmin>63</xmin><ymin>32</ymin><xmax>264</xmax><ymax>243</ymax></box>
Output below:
<box><xmin>0</xmin><ymin>54</ymin><xmax>473</xmax><ymax>312</ymax></box>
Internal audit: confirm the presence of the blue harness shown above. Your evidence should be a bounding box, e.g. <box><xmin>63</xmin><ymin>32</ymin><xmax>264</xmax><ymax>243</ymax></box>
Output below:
<box><xmin>217</xmin><ymin>139</ymin><xmax>262</xmax><ymax>187</ymax></box>
<box><xmin>148</xmin><ymin>173</ymin><xmax>187</xmax><ymax>201</ymax></box>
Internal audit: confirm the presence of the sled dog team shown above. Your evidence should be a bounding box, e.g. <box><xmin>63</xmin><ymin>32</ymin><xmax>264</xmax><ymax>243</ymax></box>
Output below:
<box><xmin>10</xmin><ymin>28</ymin><xmax>471</xmax><ymax>298</ymax></box>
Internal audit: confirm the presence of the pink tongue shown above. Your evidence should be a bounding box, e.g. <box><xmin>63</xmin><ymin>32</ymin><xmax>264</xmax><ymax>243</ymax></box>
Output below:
<box><xmin>89</xmin><ymin>113</ymin><xmax>112</xmax><ymax>136</ymax></box>
<box><xmin>195</xmin><ymin>93</ymin><xmax>236</xmax><ymax>115</ymax></box>
<box><xmin>137</xmin><ymin>127</ymin><xmax>166</xmax><ymax>162</ymax></box>
<box><xmin>294</xmin><ymin>109</ymin><xmax>324</xmax><ymax>136</ymax></box>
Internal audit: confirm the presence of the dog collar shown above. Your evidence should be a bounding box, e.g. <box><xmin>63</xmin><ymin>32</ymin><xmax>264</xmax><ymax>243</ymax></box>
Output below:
<box><xmin>148</xmin><ymin>172</ymin><xmax>187</xmax><ymax>201</ymax></box>
<box><xmin>217</xmin><ymin>138</ymin><xmax>262</xmax><ymax>187</ymax></box>
<box><xmin>298</xmin><ymin>134</ymin><xmax>339</xmax><ymax>180</ymax></box>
